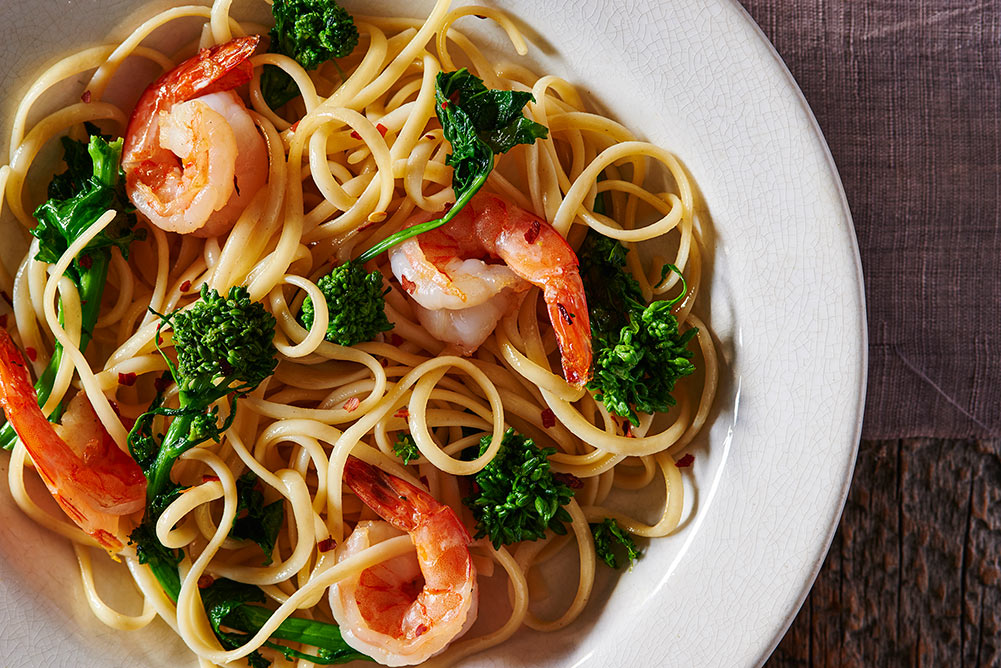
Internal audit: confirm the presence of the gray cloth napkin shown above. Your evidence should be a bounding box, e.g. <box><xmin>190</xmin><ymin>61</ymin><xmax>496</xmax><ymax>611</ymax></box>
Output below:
<box><xmin>738</xmin><ymin>0</ymin><xmax>1001</xmax><ymax>439</ymax></box>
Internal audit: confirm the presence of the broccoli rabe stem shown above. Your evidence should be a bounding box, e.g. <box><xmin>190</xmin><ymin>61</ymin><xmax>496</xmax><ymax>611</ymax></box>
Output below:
<box><xmin>144</xmin><ymin>412</ymin><xmax>196</xmax><ymax>506</ymax></box>
<box><xmin>0</xmin><ymin>250</ymin><xmax>110</xmax><ymax>449</ymax></box>
<box><xmin>356</xmin><ymin>171</ymin><xmax>487</xmax><ymax>263</ymax></box>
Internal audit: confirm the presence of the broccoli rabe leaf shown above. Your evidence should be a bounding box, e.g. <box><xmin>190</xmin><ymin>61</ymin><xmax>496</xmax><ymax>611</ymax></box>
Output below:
<box><xmin>590</xmin><ymin>518</ymin><xmax>640</xmax><ymax>569</ymax></box>
<box><xmin>578</xmin><ymin>230</ymin><xmax>645</xmax><ymax>339</ymax></box>
<box><xmin>231</xmin><ymin>472</ymin><xmax>284</xmax><ymax>565</ymax></box>
<box><xmin>32</xmin><ymin>133</ymin><xmax>141</xmax><ymax>278</ymax></box>
<box><xmin>393</xmin><ymin>433</ymin><xmax>420</xmax><ymax>465</ymax></box>
<box><xmin>129</xmin><ymin>522</ymin><xmax>183</xmax><ymax>602</ymax></box>
<box><xmin>262</xmin><ymin>0</ymin><xmax>359</xmax><ymax>109</ymax></box>
<box><xmin>1</xmin><ymin>129</ymin><xmax>144</xmax><ymax>451</ymax></box>
<box><xmin>463</xmin><ymin>428</ymin><xmax>574</xmax><ymax>549</ymax></box>
<box><xmin>300</xmin><ymin>261</ymin><xmax>392</xmax><ymax>346</ymax></box>
<box><xmin>356</xmin><ymin>69</ymin><xmax>547</xmax><ymax>263</ymax></box>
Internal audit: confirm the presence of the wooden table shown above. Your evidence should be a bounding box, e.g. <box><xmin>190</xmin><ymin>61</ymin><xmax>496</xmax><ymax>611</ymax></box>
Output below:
<box><xmin>733</xmin><ymin>1</ymin><xmax>1001</xmax><ymax>665</ymax></box>
<box><xmin>764</xmin><ymin>438</ymin><xmax>999</xmax><ymax>666</ymax></box>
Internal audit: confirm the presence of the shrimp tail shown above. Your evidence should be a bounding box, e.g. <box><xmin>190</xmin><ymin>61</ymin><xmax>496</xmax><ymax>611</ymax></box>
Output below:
<box><xmin>545</xmin><ymin>276</ymin><xmax>592</xmax><ymax>387</ymax></box>
<box><xmin>0</xmin><ymin>328</ymin><xmax>146</xmax><ymax>552</ymax></box>
<box><xmin>343</xmin><ymin>458</ymin><xmax>471</xmax><ymax>541</ymax></box>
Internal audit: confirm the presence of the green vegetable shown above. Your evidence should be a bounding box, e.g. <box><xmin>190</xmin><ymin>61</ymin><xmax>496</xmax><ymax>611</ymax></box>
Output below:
<box><xmin>0</xmin><ymin>127</ymin><xmax>143</xmax><ymax>450</ymax></box>
<box><xmin>126</xmin><ymin>294</ymin><xmax>364</xmax><ymax>665</ymax></box>
<box><xmin>231</xmin><ymin>472</ymin><xmax>284</xmax><ymax>565</ymax></box>
<box><xmin>211</xmin><ymin>583</ymin><xmax>372</xmax><ymax>665</ymax></box>
<box><xmin>393</xmin><ymin>433</ymin><xmax>420</xmax><ymax>465</ymax></box>
<box><xmin>356</xmin><ymin>68</ymin><xmax>548</xmax><ymax>263</ymax></box>
<box><xmin>463</xmin><ymin>428</ymin><xmax>574</xmax><ymax>549</ymax></box>
<box><xmin>300</xmin><ymin>261</ymin><xmax>392</xmax><ymax>346</ymax></box>
<box><xmin>130</xmin><ymin>284</ymin><xmax>278</xmax><ymax>506</ymax></box>
<box><xmin>262</xmin><ymin>0</ymin><xmax>359</xmax><ymax>109</ymax></box>
<box><xmin>294</xmin><ymin>70</ymin><xmax>547</xmax><ymax>347</ymax></box>
<box><xmin>579</xmin><ymin>230</ymin><xmax>698</xmax><ymax>426</ymax></box>
<box><xmin>590</xmin><ymin>518</ymin><xmax>640</xmax><ymax>569</ymax></box>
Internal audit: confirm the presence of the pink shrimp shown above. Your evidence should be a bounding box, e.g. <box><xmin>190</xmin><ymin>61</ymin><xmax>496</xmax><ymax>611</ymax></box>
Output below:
<box><xmin>388</xmin><ymin>191</ymin><xmax>592</xmax><ymax>386</ymax></box>
<box><xmin>122</xmin><ymin>35</ymin><xmax>268</xmax><ymax>237</ymax></box>
<box><xmin>329</xmin><ymin>458</ymin><xmax>477</xmax><ymax>666</ymax></box>
<box><xmin>0</xmin><ymin>329</ymin><xmax>146</xmax><ymax>552</ymax></box>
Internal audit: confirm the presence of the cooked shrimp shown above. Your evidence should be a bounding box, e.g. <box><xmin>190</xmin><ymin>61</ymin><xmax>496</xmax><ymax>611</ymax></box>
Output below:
<box><xmin>388</xmin><ymin>191</ymin><xmax>592</xmax><ymax>386</ymax></box>
<box><xmin>122</xmin><ymin>35</ymin><xmax>267</xmax><ymax>237</ymax></box>
<box><xmin>0</xmin><ymin>329</ymin><xmax>146</xmax><ymax>552</ymax></box>
<box><xmin>329</xmin><ymin>458</ymin><xmax>477</xmax><ymax>666</ymax></box>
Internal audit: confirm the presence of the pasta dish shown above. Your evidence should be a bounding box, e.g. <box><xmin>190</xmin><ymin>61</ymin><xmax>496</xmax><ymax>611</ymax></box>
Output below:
<box><xmin>0</xmin><ymin>0</ymin><xmax>718</xmax><ymax>665</ymax></box>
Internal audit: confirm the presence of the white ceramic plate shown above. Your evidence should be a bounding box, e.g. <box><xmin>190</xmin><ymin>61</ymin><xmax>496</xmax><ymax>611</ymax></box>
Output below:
<box><xmin>0</xmin><ymin>1</ymin><xmax>865</xmax><ymax>666</ymax></box>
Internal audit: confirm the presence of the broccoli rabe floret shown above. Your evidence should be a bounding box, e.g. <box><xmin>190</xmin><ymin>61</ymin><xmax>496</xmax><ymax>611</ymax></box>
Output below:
<box><xmin>463</xmin><ymin>428</ymin><xmax>574</xmax><ymax>549</ymax></box>
<box><xmin>590</xmin><ymin>518</ymin><xmax>640</xmax><ymax>569</ymax></box>
<box><xmin>262</xmin><ymin>0</ymin><xmax>359</xmax><ymax>109</ymax></box>
<box><xmin>300</xmin><ymin>261</ymin><xmax>392</xmax><ymax>347</ymax></box>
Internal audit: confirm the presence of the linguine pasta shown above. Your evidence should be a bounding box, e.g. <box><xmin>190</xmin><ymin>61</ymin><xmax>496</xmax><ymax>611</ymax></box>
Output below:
<box><xmin>0</xmin><ymin>0</ymin><xmax>718</xmax><ymax>665</ymax></box>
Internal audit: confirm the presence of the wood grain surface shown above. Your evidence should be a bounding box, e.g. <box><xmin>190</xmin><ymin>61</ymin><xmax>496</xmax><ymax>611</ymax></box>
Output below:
<box><xmin>765</xmin><ymin>439</ymin><xmax>1001</xmax><ymax>666</ymax></box>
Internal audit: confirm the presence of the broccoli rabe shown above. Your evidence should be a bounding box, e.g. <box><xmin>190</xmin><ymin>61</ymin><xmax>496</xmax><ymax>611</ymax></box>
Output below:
<box><xmin>358</xmin><ymin>69</ymin><xmax>548</xmax><ymax>263</ymax></box>
<box><xmin>393</xmin><ymin>433</ymin><xmax>420</xmax><ymax>465</ymax></box>
<box><xmin>579</xmin><ymin>230</ymin><xmax>698</xmax><ymax>426</ymax></box>
<box><xmin>590</xmin><ymin>518</ymin><xmax>640</xmax><ymax>569</ymax></box>
<box><xmin>129</xmin><ymin>284</ymin><xmax>278</xmax><ymax>506</ymax></box>
<box><xmin>463</xmin><ymin>428</ymin><xmax>574</xmax><ymax>549</ymax></box>
<box><xmin>0</xmin><ymin>128</ymin><xmax>143</xmax><ymax>450</ymax></box>
<box><xmin>293</xmin><ymin>70</ymin><xmax>548</xmax><ymax>348</ymax></box>
<box><xmin>262</xmin><ymin>0</ymin><xmax>359</xmax><ymax>109</ymax></box>
<box><xmin>300</xmin><ymin>261</ymin><xmax>392</xmax><ymax>346</ymax></box>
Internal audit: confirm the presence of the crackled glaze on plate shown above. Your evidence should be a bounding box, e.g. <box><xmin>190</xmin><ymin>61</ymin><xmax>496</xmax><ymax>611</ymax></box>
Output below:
<box><xmin>0</xmin><ymin>1</ymin><xmax>864</xmax><ymax>666</ymax></box>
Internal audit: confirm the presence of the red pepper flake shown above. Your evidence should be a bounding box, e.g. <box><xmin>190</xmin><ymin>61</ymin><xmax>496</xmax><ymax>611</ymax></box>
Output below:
<box><xmin>440</xmin><ymin>101</ymin><xmax>449</xmax><ymax>109</ymax></box>
<box><xmin>424</xmin><ymin>133</ymin><xmax>435</xmax><ymax>140</ymax></box>
<box><xmin>622</xmin><ymin>420</ymin><xmax>633</xmax><ymax>438</ymax></box>
<box><xmin>343</xmin><ymin>397</ymin><xmax>360</xmax><ymax>412</ymax></box>
<box><xmin>541</xmin><ymin>408</ymin><xmax>556</xmax><ymax>429</ymax></box>
<box><xmin>676</xmin><ymin>453</ymin><xmax>695</xmax><ymax>468</ymax></box>
<box><xmin>154</xmin><ymin>376</ymin><xmax>170</xmax><ymax>393</ymax></box>
<box><xmin>202</xmin><ymin>475</ymin><xmax>220</xmax><ymax>483</ymax></box>
<box><xmin>394</xmin><ymin>407</ymin><xmax>410</xmax><ymax>419</ymax></box>
<box><xmin>118</xmin><ymin>372</ymin><xmax>137</xmax><ymax>386</ymax></box>
<box><xmin>554</xmin><ymin>472</ymin><xmax>584</xmax><ymax>489</ymax></box>
<box><xmin>350</xmin><ymin>130</ymin><xmax>362</xmax><ymax>140</ymax></box>
<box><xmin>0</xmin><ymin>314</ymin><xmax>7</xmax><ymax>329</ymax></box>
<box><xmin>78</xmin><ymin>254</ymin><xmax>92</xmax><ymax>269</ymax></box>
<box><xmin>179</xmin><ymin>279</ymin><xmax>192</xmax><ymax>292</ymax></box>
<box><xmin>376</xmin><ymin>123</ymin><xmax>388</xmax><ymax>137</ymax></box>
<box><xmin>197</xmin><ymin>574</ymin><xmax>214</xmax><ymax>589</ymax></box>
<box><xmin>414</xmin><ymin>623</ymin><xmax>429</xmax><ymax>637</ymax></box>
<box><xmin>318</xmin><ymin>537</ymin><xmax>337</xmax><ymax>552</ymax></box>
<box><xmin>289</xmin><ymin>120</ymin><xmax>300</xmax><ymax>132</ymax></box>
<box><xmin>390</xmin><ymin>333</ymin><xmax>404</xmax><ymax>346</ymax></box>
<box><xmin>81</xmin><ymin>90</ymin><xmax>92</xmax><ymax>103</ymax></box>
<box><xmin>400</xmin><ymin>275</ymin><xmax>416</xmax><ymax>294</ymax></box>
<box><xmin>523</xmin><ymin>219</ymin><xmax>541</xmax><ymax>244</ymax></box>
<box><xmin>24</xmin><ymin>347</ymin><xmax>36</xmax><ymax>362</ymax></box>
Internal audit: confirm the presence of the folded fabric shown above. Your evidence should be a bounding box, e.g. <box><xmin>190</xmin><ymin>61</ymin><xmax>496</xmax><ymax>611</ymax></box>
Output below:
<box><xmin>739</xmin><ymin>0</ymin><xmax>1001</xmax><ymax>439</ymax></box>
